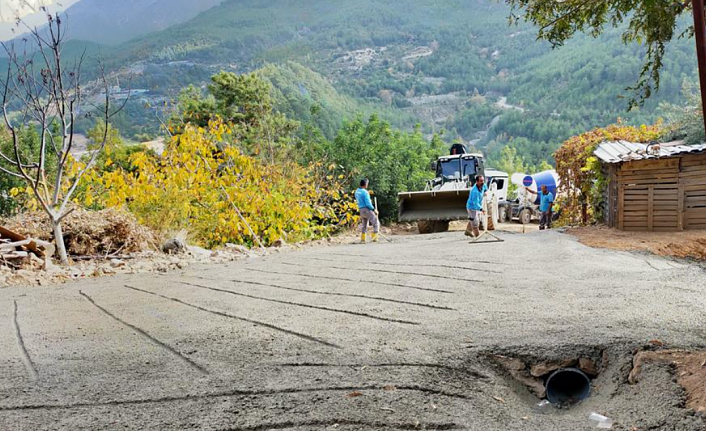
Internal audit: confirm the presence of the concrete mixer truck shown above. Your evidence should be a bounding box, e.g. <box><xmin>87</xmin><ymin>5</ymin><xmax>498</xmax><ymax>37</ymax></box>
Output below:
<box><xmin>397</xmin><ymin>144</ymin><xmax>509</xmax><ymax>234</ymax></box>
<box><xmin>497</xmin><ymin>170</ymin><xmax>560</xmax><ymax>224</ymax></box>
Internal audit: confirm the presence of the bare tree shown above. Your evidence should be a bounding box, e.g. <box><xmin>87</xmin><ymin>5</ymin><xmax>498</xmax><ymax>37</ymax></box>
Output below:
<box><xmin>0</xmin><ymin>13</ymin><xmax>124</xmax><ymax>264</ymax></box>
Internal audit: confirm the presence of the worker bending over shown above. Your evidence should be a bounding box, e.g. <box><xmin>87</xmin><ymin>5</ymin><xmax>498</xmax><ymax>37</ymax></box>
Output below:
<box><xmin>355</xmin><ymin>179</ymin><xmax>379</xmax><ymax>243</ymax></box>
<box><xmin>526</xmin><ymin>185</ymin><xmax>554</xmax><ymax>230</ymax></box>
<box><xmin>466</xmin><ymin>175</ymin><xmax>487</xmax><ymax>238</ymax></box>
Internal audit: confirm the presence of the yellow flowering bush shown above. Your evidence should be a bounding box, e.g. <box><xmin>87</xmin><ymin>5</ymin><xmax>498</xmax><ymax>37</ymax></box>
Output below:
<box><xmin>82</xmin><ymin>121</ymin><xmax>355</xmax><ymax>247</ymax></box>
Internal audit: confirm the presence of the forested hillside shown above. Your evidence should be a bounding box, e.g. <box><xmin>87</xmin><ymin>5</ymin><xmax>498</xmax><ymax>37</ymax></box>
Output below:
<box><xmin>72</xmin><ymin>0</ymin><xmax>697</xmax><ymax>169</ymax></box>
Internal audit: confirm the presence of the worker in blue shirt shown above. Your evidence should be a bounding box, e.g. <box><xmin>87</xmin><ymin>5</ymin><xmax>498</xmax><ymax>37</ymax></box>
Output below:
<box><xmin>526</xmin><ymin>185</ymin><xmax>554</xmax><ymax>230</ymax></box>
<box><xmin>355</xmin><ymin>179</ymin><xmax>379</xmax><ymax>243</ymax></box>
<box><xmin>465</xmin><ymin>175</ymin><xmax>487</xmax><ymax>238</ymax></box>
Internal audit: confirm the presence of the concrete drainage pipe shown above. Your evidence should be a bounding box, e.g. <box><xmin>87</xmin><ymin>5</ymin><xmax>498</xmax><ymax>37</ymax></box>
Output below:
<box><xmin>545</xmin><ymin>368</ymin><xmax>591</xmax><ymax>405</ymax></box>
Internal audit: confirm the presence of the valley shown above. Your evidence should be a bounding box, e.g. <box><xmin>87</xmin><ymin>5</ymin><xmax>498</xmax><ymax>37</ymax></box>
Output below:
<box><xmin>26</xmin><ymin>0</ymin><xmax>695</xmax><ymax>169</ymax></box>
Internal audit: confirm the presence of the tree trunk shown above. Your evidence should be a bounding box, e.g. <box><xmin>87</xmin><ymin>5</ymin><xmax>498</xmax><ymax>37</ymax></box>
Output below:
<box><xmin>52</xmin><ymin>219</ymin><xmax>69</xmax><ymax>265</ymax></box>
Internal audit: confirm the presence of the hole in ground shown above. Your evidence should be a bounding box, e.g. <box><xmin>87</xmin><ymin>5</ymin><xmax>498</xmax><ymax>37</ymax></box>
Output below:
<box><xmin>485</xmin><ymin>346</ymin><xmax>604</xmax><ymax>407</ymax></box>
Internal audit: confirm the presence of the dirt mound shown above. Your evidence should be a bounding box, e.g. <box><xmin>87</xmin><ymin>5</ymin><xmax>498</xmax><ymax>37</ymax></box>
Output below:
<box><xmin>630</xmin><ymin>350</ymin><xmax>706</xmax><ymax>414</ymax></box>
<box><xmin>2</xmin><ymin>208</ymin><xmax>159</xmax><ymax>257</ymax></box>
<box><xmin>567</xmin><ymin>226</ymin><xmax>706</xmax><ymax>260</ymax></box>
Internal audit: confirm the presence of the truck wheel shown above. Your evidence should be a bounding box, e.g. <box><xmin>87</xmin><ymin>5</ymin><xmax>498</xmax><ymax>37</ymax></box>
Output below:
<box><xmin>498</xmin><ymin>206</ymin><xmax>508</xmax><ymax>223</ymax></box>
<box><xmin>519</xmin><ymin>208</ymin><xmax>532</xmax><ymax>225</ymax></box>
<box><xmin>417</xmin><ymin>221</ymin><xmax>449</xmax><ymax>234</ymax></box>
<box><xmin>417</xmin><ymin>221</ymin><xmax>432</xmax><ymax>234</ymax></box>
<box><xmin>432</xmin><ymin>220</ymin><xmax>450</xmax><ymax>233</ymax></box>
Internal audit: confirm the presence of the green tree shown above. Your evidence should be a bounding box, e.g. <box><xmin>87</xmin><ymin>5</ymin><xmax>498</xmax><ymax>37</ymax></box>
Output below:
<box><xmin>661</xmin><ymin>79</ymin><xmax>705</xmax><ymax>144</ymax></box>
<box><xmin>327</xmin><ymin>115</ymin><xmax>443</xmax><ymax>219</ymax></box>
<box><xmin>173</xmin><ymin>72</ymin><xmax>299</xmax><ymax>162</ymax></box>
<box><xmin>506</xmin><ymin>0</ymin><xmax>693</xmax><ymax>106</ymax></box>
<box><xmin>0</xmin><ymin>126</ymin><xmax>57</xmax><ymax>216</ymax></box>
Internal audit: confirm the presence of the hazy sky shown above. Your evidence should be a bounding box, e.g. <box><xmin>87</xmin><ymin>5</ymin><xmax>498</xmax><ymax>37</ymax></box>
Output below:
<box><xmin>0</xmin><ymin>0</ymin><xmax>80</xmax><ymax>40</ymax></box>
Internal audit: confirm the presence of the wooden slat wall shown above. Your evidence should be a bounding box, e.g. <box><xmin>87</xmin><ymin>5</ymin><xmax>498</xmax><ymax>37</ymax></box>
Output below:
<box><xmin>612</xmin><ymin>153</ymin><xmax>706</xmax><ymax>231</ymax></box>
<box><xmin>604</xmin><ymin>164</ymin><xmax>618</xmax><ymax>227</ymax></box>
<box><xmin>681</xmin><ymin>154</ymin><xmax>706</xmax><ymax>230</ymax></box>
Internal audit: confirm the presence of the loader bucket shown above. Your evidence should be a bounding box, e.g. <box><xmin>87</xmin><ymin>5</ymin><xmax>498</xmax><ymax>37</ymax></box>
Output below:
<box><xmin>398</xmin><ymin>189</ymin><xmax>470</xmax><ymax>222</ymax></box>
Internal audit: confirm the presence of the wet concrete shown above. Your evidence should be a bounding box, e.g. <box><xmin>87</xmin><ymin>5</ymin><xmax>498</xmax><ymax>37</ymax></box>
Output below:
<box><xmin>1</xmin><ymin>230</ymin><xmax>705</xmax><ymax>430</ymax></box>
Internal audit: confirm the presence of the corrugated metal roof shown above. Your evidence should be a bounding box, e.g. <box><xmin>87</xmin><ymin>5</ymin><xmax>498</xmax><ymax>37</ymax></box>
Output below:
<box><xmin>594</xmin><ymin>140</ymin><xmax>706</xmax><ymax>163</ymax></box>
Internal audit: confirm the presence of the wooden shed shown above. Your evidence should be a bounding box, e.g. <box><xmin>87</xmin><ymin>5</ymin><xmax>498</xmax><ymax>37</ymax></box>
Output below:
<box><xmin>594</xmin><ymin>140</ymin><xmax>706</xmax><ymax>232</ymax></box>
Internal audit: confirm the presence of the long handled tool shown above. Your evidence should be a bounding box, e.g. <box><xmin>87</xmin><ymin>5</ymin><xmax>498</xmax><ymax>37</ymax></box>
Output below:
<box><xmin>468</xmin><ymin>199</ymin><xmax>504</xmax><ymax>244</ymax></box>
<box><xmin>374</xmin><ymin>197</ymin><xmax>393</xmax><ymax>242</ymax></box>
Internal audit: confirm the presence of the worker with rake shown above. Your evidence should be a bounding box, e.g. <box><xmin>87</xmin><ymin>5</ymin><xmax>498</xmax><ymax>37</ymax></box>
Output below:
<box><xmin>465</xmin><ymin>175</ymin><xmax>487</xmax><ymax>238</ymax></box>
<box><xmin>355</xmin><ymin>178</ymin><xmax>379</xmax><ymax>243</ymax></box>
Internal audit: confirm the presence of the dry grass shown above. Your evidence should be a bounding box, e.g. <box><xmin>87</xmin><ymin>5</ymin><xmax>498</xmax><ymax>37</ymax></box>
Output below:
<box><xmin>2</xmin><ymin>208</ymin><xmax>159</xmax><ymax>257</ymax></box>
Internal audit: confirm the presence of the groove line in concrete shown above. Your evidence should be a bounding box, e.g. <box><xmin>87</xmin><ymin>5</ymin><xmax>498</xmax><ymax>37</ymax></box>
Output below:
<box><xmin>12</xmin><ymin>300</ymin><xmax>38</xmax><ymax>380</ymax></box>
<box><xmin>122</xmin><ymin>285</ymin><xmax>341</xmax><ymax>348</ymax></box>
<box><xmin>0</xmin><ymin>384</ymin><xmax>473</xmax><ymax>412</ymax></box>
<box><xmin>175</xmin><ymin>281</ymin><xmax>420</xmax><ymax>325</ymax></box>
<box><xmin>192</xmin><ymin>276</ymin><xmax>455</xmax><ymax>311</ymax></box>
<box><xmin>303</xmin><ymin>255</ymin><xmax>501</xmax><ymax>274</ymax></box>
<box><xmin>244</xmin><ymin>268</ymin><xmax>453</xmax><ymax>294</ymax></box>
<box><xmin>79</xmin><ymin>291</ymin><xmax>209</xmax><ymax>375</ymax></box>
<box><xmin>223</xmin><ymin>419</ymin><xmax>462</xmax><ymax>431</ymax></box>
<box><xmin>280</xmin><ymin>261</ymin><xmax>483</xmax><ymax>283</ymax></box>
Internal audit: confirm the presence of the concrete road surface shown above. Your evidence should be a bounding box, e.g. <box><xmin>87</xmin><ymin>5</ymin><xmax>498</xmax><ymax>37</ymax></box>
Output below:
<box><xmin>1</xmin><ymin>230</ymin><xmax>705</xmax><ymax>430</ymax></box>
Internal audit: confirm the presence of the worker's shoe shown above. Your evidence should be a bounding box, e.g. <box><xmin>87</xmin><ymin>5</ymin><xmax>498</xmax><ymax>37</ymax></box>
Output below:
<box><xmin>360</xmin><ymin>233</ymin><xmax>367</xmax><ymax>243</ymax></box>
<box><xmin>372</xmin><ymin>233</ymin><xmax>379</xmax><ymax>243</ymax></box>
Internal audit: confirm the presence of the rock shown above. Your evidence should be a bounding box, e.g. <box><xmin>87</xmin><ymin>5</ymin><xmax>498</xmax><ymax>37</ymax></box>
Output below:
<box><xmin>492</xmin><ymin>355</ymin><xmax>545</xmax><ymax>398</ymax></box>
<box><xmin>492</xmin><ymin>355</ymin><xmax>526</xmax><ymax>371</ymax></box>
<box><xmin>100</xmin><ymin>264</ymin><xmax>117</xmax><ymax>275</ymax></box>
<box><xmin>578</xmin><ymin>358</ymin><xmax>599</xmax><ymax>376</ymax></box>
<box><xmin>514</xmin><ymin>372</ymin><xmax>546</xmax><ymax>398</ymax></box>
<box><xmin>530</xmin><ymin>359</ymin><xmax>577</xmax><ymax>377</ymax></box>
<box><xmin>188</xmin><ymin>246</ymin><xmax>212</xmax><ymax>258</ymax></box>
<box><xmin>110</xmin><ymin>259</ymin><xmax>126</xmax><ymax>268</ymax></box>
<box><xmin>162</xmin><ymin>238</ymin><xmax>186</xmax><ymax>255</ymax></box>
<box><xmin>225</xmin><ymin>243</ymin><xmax>249</xmax><ymax>254</ymax></box>
<box><xmin>271</xmin><ymin>238</ymin><xmax>287</xmax><ymax>248</ymax></box>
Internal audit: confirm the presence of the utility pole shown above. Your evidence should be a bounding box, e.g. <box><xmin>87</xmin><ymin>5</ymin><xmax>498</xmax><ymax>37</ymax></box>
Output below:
<box><xmin>692</xmin><ymin>0</ymin><xmax>706</xmax><ymax>133</ymax></box>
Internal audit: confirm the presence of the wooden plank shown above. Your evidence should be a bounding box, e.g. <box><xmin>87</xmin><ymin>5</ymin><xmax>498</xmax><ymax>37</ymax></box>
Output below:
<box><xmin>680</xmin><ymin>155</ymin><xmax>706</xmax><ymax>167</ymax></box>
<box><xmin>654</xmin><ymin>218</ymin><xmax>678</xmax><ymax>224</ymax></box>
<box><xmin>678</xmin><ymin>186</ymin><xmax>685</xmax><ymax>231</ymax></box>
<box><xmin>680</xmin><ymin>165</ymin><xmax>706</xmax><ymax>173</ymax></box>
<box><xmin>0</xmin><ymin>226</ymin><xmax>44</xmax><ymax>257</ymax></box>
<box><xmin>683</xmin><ymin>184</ymin><xmax>706</xmax><ymax>192</ymax></box>
<box><xmin>652</xmin><ymin>189</ymin><xmax>679</xmax><ymax>195</ymax></box>
<box><xmin>618</xmin><ymin>185</ymin><xmax>624</xmax><ymax>230</ymax></box>
<box><xmin>621</xmin><ymin>158</ymin><xmax>679</xmax><ymax>171</ymax></box>
<box><xmin>647</xmin><ymin>186</ymin><xmax>654</xmax><ymax>231</ymax></box>
<box><xmin>685</xmin><ymin>208</ymin><xmax>706</xmax><ymax>217</ymax></box>
<box><xmin>680</xmin><ymin>177</ymin><xmax>706</xmax><ymax>187</ymax></box>
<box><xmin>678</xmin><ymin>169</ymin><xmax>706</xmax><ymax>178</ymax></box>
<box><xmin>619</xmin><ymin>179</ymin><xmax>679</xmax><ymax>186</ymax></box>
<box><xmin>618</xmin><ymin>167</ymin><xmax>679</xmax><ymax>178</ymax></box>
<box><xmin>619</xmin><ymin>168</ymin><xmax>679</xmax><ymax>177</ymax></box>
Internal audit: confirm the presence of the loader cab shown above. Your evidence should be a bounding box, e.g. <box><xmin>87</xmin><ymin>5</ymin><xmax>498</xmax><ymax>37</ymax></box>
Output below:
<box><xmin>436</xmin><ymin>155</ymin><xmax>463</xmax><ymax>181</ymax></box>
<box><xmin>461</xmin><ymin>154</ymin><xmax>485</xmax><ymax>184</ymax></box>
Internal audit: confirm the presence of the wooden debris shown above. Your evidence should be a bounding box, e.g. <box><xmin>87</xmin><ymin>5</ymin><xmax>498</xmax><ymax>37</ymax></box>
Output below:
<box><xmin>0</xmin><ymin>226</ymin><xmax>54</xmax><ymax>269</ymax></box>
